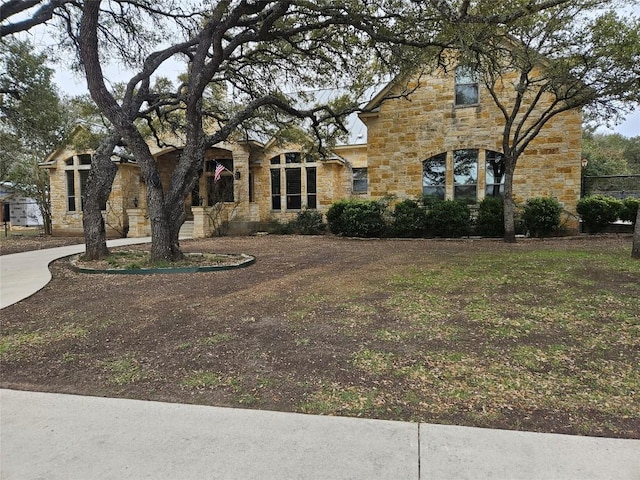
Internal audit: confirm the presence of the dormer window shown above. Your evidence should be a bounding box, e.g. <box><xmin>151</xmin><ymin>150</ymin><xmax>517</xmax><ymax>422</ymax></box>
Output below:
<box><xmin>455</xmin><ymin>66</ymin><xmax>479</xmax><ymax>106</ymax></box>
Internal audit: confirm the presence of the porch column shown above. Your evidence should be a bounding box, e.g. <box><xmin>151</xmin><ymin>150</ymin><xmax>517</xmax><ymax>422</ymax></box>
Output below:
<box><xmin>126</xmin><ymin>208</ymin><xmax>151</xmax><ymax>237</ymax></box>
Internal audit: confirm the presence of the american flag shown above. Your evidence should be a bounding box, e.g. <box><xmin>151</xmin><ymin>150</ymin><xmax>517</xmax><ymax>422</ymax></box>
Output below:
<box><xmin>214</xmin><ymin>163</ymin><xmax>226</xmax><ymax>183</ymax></box>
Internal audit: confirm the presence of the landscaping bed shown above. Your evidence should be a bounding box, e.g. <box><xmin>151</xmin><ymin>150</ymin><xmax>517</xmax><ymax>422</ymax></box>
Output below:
<box><xmin>1</xmin><ymin>234</ymin><xmax>638</xmax><ymax>438</ymax></box>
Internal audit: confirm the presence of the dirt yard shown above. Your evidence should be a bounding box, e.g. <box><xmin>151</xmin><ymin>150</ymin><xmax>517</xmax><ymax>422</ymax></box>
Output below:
<box><xmin>2</xmin><ymin>234</ymin><xmax>639</xmax><ymax>438</ymax></box>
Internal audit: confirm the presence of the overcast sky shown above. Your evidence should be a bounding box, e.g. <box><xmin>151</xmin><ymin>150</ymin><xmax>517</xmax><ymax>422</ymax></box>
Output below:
<box><xmin>21</xmin><ymin>4</ymin><xmax>639</xmax><ymax>139</ymax></box>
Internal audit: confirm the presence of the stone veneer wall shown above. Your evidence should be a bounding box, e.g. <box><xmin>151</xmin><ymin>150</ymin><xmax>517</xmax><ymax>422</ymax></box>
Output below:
<box><xmin>47</xmin><ymin>148</ymin><xmax>141</xmax><ymax>237</ymax></box>
<box><xmin>361</xmin><ymin>70</ymin><xmax>582</xmax><ymax>229</ymax></box>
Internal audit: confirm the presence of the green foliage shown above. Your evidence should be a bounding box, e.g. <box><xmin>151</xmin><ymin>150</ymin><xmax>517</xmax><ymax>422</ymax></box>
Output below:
<box><xmin>0</xmin><ymin>38</ymin><xmax>73</xmax><ymax>234</ymax></box>
<box><xmin>582</xmin><ymin>132</ymin><xmax>631</xmax><ymax>176</ymax></box>
<box><xmin>274</xmin><ymin>209</ymin><xmax>326</xmax><ymax>235</ymax></box>
<box><xmin>620</xmin><ymin>197</ymin><xmax>639</xmax><ymax>224</ymax></box>
<box><xmin>577</xmin><ymin>195</ymin><xmax>623</xmax><ymax>233</ymax></box>
<box><xmin>522</xmin><ymin>197</ymin><xmax>563</xmax><ymax>237</ymax></box>
<box><xmin>291</xmin><ymin>209</ymin><xmax>326</xmax><ymax>235</ymax></box>
<box><xmin>391</xmin><ymin>199</ymin><xmax>428</xmax><ymax>238</ymax></box>
<box><xmin>341</xmin><ymin>201</ymin><xmax>386</xmax><ymax>238</ymax></box>
<box><xmin>326</xmin><ymin>200</ymin><xmax>350</xmax><ymax>235</ymax></box>
<box><xmin>475</xmin><ymin>196</ymin><xmax>505</xmax><ymax>237</ymax></box>
<box><xmin>623</xmin><ymin>137</ymin><xmax>640</xmax><ymax>174</ymax></box>
<box><xmin>425</xmin><ymin>200</ymin><xmax>471</xmax><ymax>238</ymax></box>
<box><xmin>327</xmin><ymin>199</ymin><xmax>385</xmax><ymax>238</ymax></box>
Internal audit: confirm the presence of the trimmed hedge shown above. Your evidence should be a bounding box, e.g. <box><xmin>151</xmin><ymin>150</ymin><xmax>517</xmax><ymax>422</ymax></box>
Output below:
<box><xmin>391</xmin><ymin>199</ymin><xmax>428</xmax><ymax>237</ymax></box>
<box><xmin>522</xmin><ymin>197</ymin><xmax>563</xmax><ymax>237</ymax></box>
<box><xmin>620</xmin><ymin>197</ymin><xmax>640</xmax><ymax>224</ymax></box>
<box><xmin>475</xmin><ymin>196</ymin><xmax>504</xmax><ymax>237</ymax></box>
<box><xmin>327</xmin><ymin>199</ymin><xmax>386</xmax><ymax>237</ymax></box>
<box><xmin>576</xmin><ymin>195</ymin><xmax>623</xmax><ymax>233</ymax></box>
<box><xmin>426</xmin><ymin>200</ymin><xmax>471</xmax><ymax>238</ymax></box>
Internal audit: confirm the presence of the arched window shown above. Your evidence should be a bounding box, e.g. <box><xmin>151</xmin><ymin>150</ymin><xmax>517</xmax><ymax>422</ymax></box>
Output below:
<box><xmin>423</xmin><ymin>153</ymin><xmax>446</xmax><ymax>200</ymax></box>
<box><xmin>453</xmin><ymin>149</ymin><xmax>478</xmax><ymax>201</ymax></box>
<box><xmin>270</xmin><ymin>152</ymin><xmax>317</xmax><ymax>210</ymax></box>
<box><xmin>486</xmin><ymin>150</ymin><xmax>505</xmax><ymax>197</ymax></box>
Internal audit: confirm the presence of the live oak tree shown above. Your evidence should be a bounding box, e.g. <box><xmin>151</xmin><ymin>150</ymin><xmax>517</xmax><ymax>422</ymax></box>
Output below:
<box><xmin>455</xmin><ymin>1</ymin><xmax>640</xmax><ymax>244</ymax></box>
<box><xmin>0</xmin><ymin>38</ymin><xmax>72</xmax><ymax>234</ymax></box>
<box><xmin>3</xmin><ymin>0</ymin><xmax>591</xmax><ymax>260</ymax></box>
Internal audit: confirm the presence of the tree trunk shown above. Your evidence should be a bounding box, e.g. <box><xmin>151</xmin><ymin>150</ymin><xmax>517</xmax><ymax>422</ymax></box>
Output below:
<box><xmin>632</xmin><ymin>206</ymin><xmax>640</xmax><ymax>259</ymax></box>
<box><xmin>82</xmin><ymin>135</ymin><xmax>119</xmax><ymax>260</ymax></box>
<box><xmin>502</xmin><ymin>160</ymin><xmax>517</xmax><ymax>243</ymax></box>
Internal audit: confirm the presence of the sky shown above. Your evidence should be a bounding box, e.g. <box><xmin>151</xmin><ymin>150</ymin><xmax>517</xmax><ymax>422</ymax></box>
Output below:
<box><xmin>21</xmin><ymin>3</ymin><xmax>640</xmax><ymax>139</ymax></box>
<box><xmin>50</xmin><ymin>57</ymin><xmax>639</xmax><ymax>139</ymax></box>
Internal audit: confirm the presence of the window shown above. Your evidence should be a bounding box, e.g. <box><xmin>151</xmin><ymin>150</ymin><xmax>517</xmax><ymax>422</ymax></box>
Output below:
<box><xmin>486</xmin><ymin>150</ymin><xmax>505</xmax><ymax>197</ymax></box>
<box><xmin>269</xmin><ymin>152</ymin><xmax>317</xmax><ymax>210</ymax></box>
<box><xmin>455</xmin><ymin>66</ymin><xmax>479</xmax><ymax>106</ymax></box>
<box><xmin>249</xmin><ymin>172</ymin><xmax>255</xmax><ymax>203</ymax></box>
<box><xmin>64</xmin><ymin>155</ymin><xmax>93</xmax><ymax>212</ymax></box>
<box><xmin>352</xmin><ymin>168</ymin><xmax>368</xmax><ymax>193</ymax></box>
<box><xmin>453</xmin><ymin>149</ymin><xmax>478</xmax><ymax>202</ymax></box>
<box><xmin>271</xmin><ymin>169</ymin><xmax>281</xmax><ymax>210</ymax></box>
<box><xmin>306</xmin><ymin>167</ymin><xmax>316</xmax><ymax>208</ymax></box>
<box><xmin>423</xmin><ymin>153</ymin><xmax>446</xmax><ymax>200</ymax></box>
<box><xmin>286</xmin><ymin>168</ymin><xmax>302</xmax><ymax>209</ymax></box>
<box><xmin>66</xmin><ymin>170</ymin><xmax>76</xmax><ymax>211</ymax></box>
<box><xmin>79</xmin><ymin>170</ymin><xmax>89</xmax><ymax>210</ymax></box>
<box><xmin>205</xmin><ymin>159</ymin><xmax>234</xmax><ymax>204</ymax></box>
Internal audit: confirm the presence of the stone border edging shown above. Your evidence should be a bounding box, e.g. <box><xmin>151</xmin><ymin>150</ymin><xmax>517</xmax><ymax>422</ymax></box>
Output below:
<box><xmin>69</xmin><ymin>253</ymin><xmax>256</xmax><ymax>275</ymax></box>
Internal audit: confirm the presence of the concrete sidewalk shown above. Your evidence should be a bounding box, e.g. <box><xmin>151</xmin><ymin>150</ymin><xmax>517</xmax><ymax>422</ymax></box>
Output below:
<box><xmin>1</xmin><ymin>241</ymin><xmax>639</xmax><ymax>479</ymax></box>
<box><xmin>0</xmin><ymin>237</ymin><xmax>151</xmax><ymax>309</ymax></box>
<box><xmin>1</xmin><ymin>389</ymin><xmax>638</xmax><ymax>480</ymax></box>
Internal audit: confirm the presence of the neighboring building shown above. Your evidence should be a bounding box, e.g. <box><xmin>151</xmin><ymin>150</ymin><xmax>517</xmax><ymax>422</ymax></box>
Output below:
<box><xmin>0</xmin><ymin>181</ymin><xmax>43</xmax><ymax>228</ymax></box>
<box><xmin>42</xmin><ymin>65</ymin><xmax>582</xmax><ymax>237</ymax></box>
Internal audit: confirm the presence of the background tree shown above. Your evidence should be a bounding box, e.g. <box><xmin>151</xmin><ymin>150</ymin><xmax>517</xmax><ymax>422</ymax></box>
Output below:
<box><xmin>582</xmin><ymin>131</ymin><xmax>632</xmax><ymax>176</ymax></box>
<box><xmin>458</xmin><ymin>2</ymin><xmax>640</xmax><ymax>243</ymax></box>
<box><xmin>3</xmin><ymin>0</ymin><xmax>593</xmax><ymax>259</ymax></box>
<box><xmin>0</xmin><ymin>37</ymin><xmax>72</xmax><ymax>234</ymax></box>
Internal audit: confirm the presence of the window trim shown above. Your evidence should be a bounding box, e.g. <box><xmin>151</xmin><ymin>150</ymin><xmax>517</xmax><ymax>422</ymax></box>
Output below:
<box><xmin>454</xmin><ymin>66</ymin><xmax>479</xmax><ymax>107</ymax></box>
<box><xmin>269</xmin><ymin>152</ymin><xmax>317</xmax><ymax>211</ymax></box>
<box><xmin>64</xmin><ymin>155</ymin><xmax>92</xmax><ymax>212</ymax></box>
<box><xmin>453</xmin><ymin>149</ymin><xmax>478</xmax><ymax>202</ymax></box>
<box><xmin>422</xmin><ymin>153</ymin><xmax>447</xmax><ymax>200</ymax></box>
<box><xmin>485</xmin><ymin>150</ymin><xmax>506</xmax><ymax>197</ymax></box>
<box><xmin>352</xmin><ymin>167</ymin><xmax>368</xmax><ymax>194</ymax></box>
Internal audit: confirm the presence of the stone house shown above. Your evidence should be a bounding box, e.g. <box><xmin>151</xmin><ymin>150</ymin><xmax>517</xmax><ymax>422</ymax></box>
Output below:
<box><xmin>42</xmin><ymin>64</ymin><xmax>581</xmax><ymax>237</ymax></box>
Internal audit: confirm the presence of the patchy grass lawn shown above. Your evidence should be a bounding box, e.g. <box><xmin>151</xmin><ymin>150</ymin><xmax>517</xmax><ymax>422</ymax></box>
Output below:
<box><xmin>1</xmin><ymin>235</ymin><xmax>638</xmax><ymax>438</ymax></box>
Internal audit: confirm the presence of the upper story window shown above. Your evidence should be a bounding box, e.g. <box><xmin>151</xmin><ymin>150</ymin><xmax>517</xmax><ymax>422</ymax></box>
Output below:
<box><xmin>270</xmin><ymin>152</ymin><xmax>317</xmax><ymax>210</ymax></box>
<box><xmin>422</xmin><ymin>153</ymin><xmax>446</xmax><ymax>200</ymax></box>
<box><xmin>455</xmin><ymin>66</ymin><xmax>479</xmax><ymax>106</ymax></box>
<box><xmin>352</xmin><ymin>168</ymin><xmax>368</xmax><ymax>193</ymax></box>
<box><xmin>486</xmin><ymin>150</ymin><xmax>505</xmax><ymax>197</ymax></box>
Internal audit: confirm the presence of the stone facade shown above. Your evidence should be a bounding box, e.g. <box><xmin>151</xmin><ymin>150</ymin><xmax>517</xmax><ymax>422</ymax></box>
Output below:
<box><xmin>361</xmin><ymin>70</ymin><xmax>582</xmax><ymax>227</ymax></box>
<box><xmin>43</xmin><ymin>66</ymin><xmax>582</xmax><ymax>237</ymax></box>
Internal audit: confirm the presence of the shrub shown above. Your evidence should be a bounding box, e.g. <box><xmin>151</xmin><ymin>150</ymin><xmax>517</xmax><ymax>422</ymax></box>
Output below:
<box><xmin>576</xmin><ymin>195</ymin><xmax>623</xmax><ymax>233</ymax></box>
<box><xmin>475</xmin><ymin>196</ymin><xmax>504</xmax><ymax>237</ymax></box>
<box><xmin>291</xmin><ymin>209</ymin><xmax>326</xmax><ymax>234</ymax></box>
<box><xmin>340</xmin><ymin>200</ymin><xmax>386</xmax><ymax>237</ymax></box>
<box><xmin>391</xmin><ymin>199</ymin><xmax>428</xmax><ymax>237</ymax></box>
<box><xmin>327</xmin><ymin>199</ymin><xmax>386</xmax><ymax>237</ymax></box>
<box><xmin>522</xmin><ymin>197</ymin><xmax>563</xmax><ymax>237</ymax></box>
<box><xmin>326</xmin><ymin>199</ymin><xmax>350</xmax><ymax>235</ymax></box>
<box><xmin>620</xmin><ymin>197</ymin><xmax>640</xmax><ymax>224</ymax></box>
<box><xmin>425</xmin><ymin>200</ymin><xmax>471</xmax><ymax>238</ymax></box>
